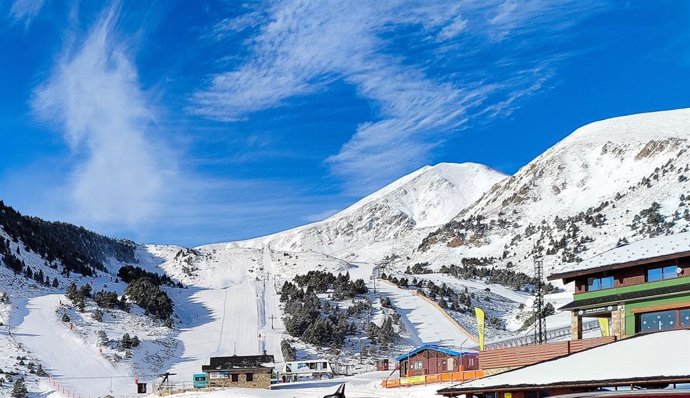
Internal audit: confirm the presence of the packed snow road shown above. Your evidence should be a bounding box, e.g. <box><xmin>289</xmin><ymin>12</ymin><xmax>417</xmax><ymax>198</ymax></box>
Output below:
<box><xmin>11</xmin><ymin>294</ymin><xmax>135</xmax><ymax>397</ymax></box>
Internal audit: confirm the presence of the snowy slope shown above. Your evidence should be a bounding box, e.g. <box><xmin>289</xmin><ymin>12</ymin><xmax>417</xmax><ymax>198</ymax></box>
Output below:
<box><xmin>235</xmin><ymin>162</ymin><xmax>506</xmax><ymax>261</ymax></box>
<box><xmin>416</xmin><ymin>108</ymin><xmax>690</xmax><ymax>276</ymax></box>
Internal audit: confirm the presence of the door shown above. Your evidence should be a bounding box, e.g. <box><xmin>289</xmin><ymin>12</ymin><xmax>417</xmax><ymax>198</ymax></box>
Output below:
<box><xmin>447</xmin><ymin>358</ymin><xmax>455</xmax><ymax>371</ymax></box>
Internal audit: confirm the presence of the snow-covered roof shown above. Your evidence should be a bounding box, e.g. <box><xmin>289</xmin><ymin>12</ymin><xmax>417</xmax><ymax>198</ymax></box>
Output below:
<box><xmin>439</xmin><ymin>330</ymin><xmax>690</xmax><ymax>393</ymax></box>
<box><xmin>549</xmin><ymin>232</ymin><xmax>690</xmax><ymax>280</ymax></box>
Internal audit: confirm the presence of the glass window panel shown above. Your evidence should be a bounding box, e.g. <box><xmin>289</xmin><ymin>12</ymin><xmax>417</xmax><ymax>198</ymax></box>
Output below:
<box><xmin>601</xmin><ymin>276</ymin><xmax>614</xmax><ymax>289</ymax></box>
<box><xmin>587</xmin><ymin>277</ymin><xmax>601</xmax><ymax>291</ymax></box>
<box><xmin>681</xmin><ymin>309</ymin><xmax>690</xmax><ymax>328</ymax></box>
<box><xmin>639</xmin><ymin>310</ymin><xmax>677</xmax><ymax>333</ymax></box>
<box><xmin>663</xmin><ymin>266</ymin><xmax>679</xmax><ymax>279</ymax></box>
<box><xmin>647</xmin><ymin>268</ymin><xmax>663</xmax><ymax>282</ymax></box>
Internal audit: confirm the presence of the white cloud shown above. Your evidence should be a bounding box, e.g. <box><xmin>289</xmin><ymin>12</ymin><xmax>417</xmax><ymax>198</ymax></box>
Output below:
<box><xmin>194</xmin><ymin>0</ymin><xmax>605</xmax><ymax>194</ymax></box>
<box><xmin>32</xmin><ymin>7</ymin><xmax>171</xmax><ymax>226</ymax></box>
<box><xmin>9</xmin><ymin>0</ymin><xmax>45</xmax><ymax>25</ymax></box>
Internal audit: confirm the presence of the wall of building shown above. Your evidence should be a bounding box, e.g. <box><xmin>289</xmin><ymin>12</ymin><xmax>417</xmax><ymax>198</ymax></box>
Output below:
<box><xmin>207</xmin><ymin>371</ymin><xmax>271</xmax><ymax>389</ymax></box>
<box><xmin>574</xmin><ymin>259</ymin><xmax>690</xmax><ymax>294</ymax></box>
<box><xmin>400</xmin><ymin>350</ymin><xmax>477</xmax><ymax>377</ymax></box>
<box><xmin>574</xmin><ymin>275</ymin><xmax>690</xmax><ymax>301</ymax></box>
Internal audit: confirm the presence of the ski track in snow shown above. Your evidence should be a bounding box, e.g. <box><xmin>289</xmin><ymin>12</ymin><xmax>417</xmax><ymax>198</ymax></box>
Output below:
<box><xmin>11</xmin><ymin>295</ymin><xmax>135</xmax><ymax>397</ymax></box>
<box><xmin>375</xmin><ymin>281</ymin><xmax>475</xmax><ymax>349</ymax></box>
<box><xmin>164</xmin><ymin>245</ymin><xmax>285</xmax><ymax>387</ymax></box>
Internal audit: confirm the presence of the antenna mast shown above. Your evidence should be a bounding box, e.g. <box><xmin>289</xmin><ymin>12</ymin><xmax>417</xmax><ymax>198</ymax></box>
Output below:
<box><xmin>533</xmin><ymin>257</ymin><xmax>547</xmax><ymax>344</ymax></box>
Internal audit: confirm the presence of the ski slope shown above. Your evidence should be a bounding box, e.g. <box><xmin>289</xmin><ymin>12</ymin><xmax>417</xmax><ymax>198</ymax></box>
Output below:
<box><xmin>11</xmin><ymin>295</ymin><xmax>136</xmax><ymax>397</ymax></box>
<box><xmin>376</xmin><ymin>280</ymin><xmax>476</xmax><ymax>349</ymax></box>
<box><xmin>165</xmin><ymin>245</ymin><xmax>285</xmax><ymax>386</ymax></box>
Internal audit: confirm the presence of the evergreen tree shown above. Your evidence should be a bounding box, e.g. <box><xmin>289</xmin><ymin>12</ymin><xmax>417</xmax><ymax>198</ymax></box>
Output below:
<box><xmin>36</xmin><ymin>364</ymin><xmax>47</xmax><ymax>377</ymax></box>
<box><xmin>65</xmin><ymin>282</ymin><xmax>78</xmax><ymax>301</ymax></box>
<box><xmin>121</xmin><ymin>333</ymin><xmax>132</xmax><ymax>349</ymax></box>
<box><xmin>11</xmin><ymin>378</ymin><xmax>27</xmax><ymax>398</ymax></box>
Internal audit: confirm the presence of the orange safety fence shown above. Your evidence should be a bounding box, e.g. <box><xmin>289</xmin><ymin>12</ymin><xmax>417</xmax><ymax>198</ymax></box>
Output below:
<box><xmin>381</xmin><ymin>370</ymin><xmax>485</xmax><ymax>388</ymax></box>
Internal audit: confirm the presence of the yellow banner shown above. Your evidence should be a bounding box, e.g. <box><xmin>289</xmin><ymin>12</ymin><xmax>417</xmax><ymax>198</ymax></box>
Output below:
<box><xmin>474</xmin><ymin>307</ymin><xmax>485</xmax><ymax>351</ymax></box>
<box><xmin>400</xmin><ymin>375</ymin><xmax>426</xmax><ymax>385</ymax></box>
<box><xmin>598</xmin><ymin>317</ymin><xmax>610</xmax><ymax>337</ymax></box>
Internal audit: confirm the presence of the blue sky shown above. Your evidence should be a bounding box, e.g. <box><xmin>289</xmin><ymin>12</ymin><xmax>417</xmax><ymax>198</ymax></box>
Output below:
<box><xmin>1</xmin><ymin>1</ymin><xmax>689</xmax><ymax>246</ymax></box>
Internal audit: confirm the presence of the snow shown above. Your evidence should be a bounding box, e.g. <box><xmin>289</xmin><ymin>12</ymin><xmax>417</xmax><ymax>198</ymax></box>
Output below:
<box><xmin>10</xmin><ymin>295</ymin><xmax>136</xmax><ymax>397</ymax></box>
<box><xmin>553</xmin><ymin>232</ymin><xmax>690</xmax><ymax>277</ymax></box>
<box><xmin>150</xmin><ymin>371</ymin><xmax>446</xmax><ymax>398</ymax></box>
<box><xmin>451</xmin><ymin>330</ymin><xmax>690</xmax><ymax>390</ymax></box>
<box><xmin>376</xmin><ymin>280</ymin><xmax>476</xmax><ymax>349</ymax></box>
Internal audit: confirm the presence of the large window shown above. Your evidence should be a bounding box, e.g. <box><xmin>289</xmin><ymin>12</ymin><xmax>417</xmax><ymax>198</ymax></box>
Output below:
<box><xmin>246</xmin><ymin>373</ymin><xmax>253</xmax><ymax>382</ymax></box>
<box><xmin>231</xmin><ymin>374</ymin><xmax>239</xmax><ymax>382</ymax></box>
<box><xmin>587</xmin><ymin>276</ymin><xmax>614</xmax><ymax>291</ymax></box>
<box><xmin>638</xmin><ymin>308</ymin><xmax>690</xmax><ymax>333</ymax></box>
<box><xmin>647</xmin><ymin>265</ymin><xmax>678</xmax><ymax>282</ymax></box>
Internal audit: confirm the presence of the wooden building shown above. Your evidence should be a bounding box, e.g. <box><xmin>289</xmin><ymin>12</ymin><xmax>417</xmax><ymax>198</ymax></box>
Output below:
<box><xmin>395</xmin><ymin>344</ymin><xmax>479</xmax><ymax>378</ymax></box>
<box><xmin>438</xmin><ymin>330</ymin><xmax>690</xmax><ymax>398</ymax></box>
<box><xmin>201</xmin><ymin>354</ymin><xmax>274</xmax><ymax>389</ymax></box>
<box><xmin>548</xmin><ymin>233</ymin><xmax>690</xmax><ymax>340</ymax></box>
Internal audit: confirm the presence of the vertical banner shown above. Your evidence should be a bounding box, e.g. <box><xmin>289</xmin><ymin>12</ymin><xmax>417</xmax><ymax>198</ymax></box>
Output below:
<box><xmin>598</xmin><ymin>317</ymin><xmax>610</xmax><ymax>337</ymax></box>
<box><xmin>474</xmin><ymin>307</ymin><xmax>485</xmax><ymax>351</ymax></box>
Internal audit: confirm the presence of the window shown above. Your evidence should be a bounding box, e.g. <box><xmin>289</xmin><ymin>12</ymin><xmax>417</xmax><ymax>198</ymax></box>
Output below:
<box><xmin>246</xmin><ymin>373</ymin><xmax>253</xmax><ymax>382</ymax></box>
<box><xmin>231</xmin><ymin>374</ymin><xmax>239</xmax><ymax>382</ymax></box>
<box><xmin>586</xmin><ymin>276</ymin><xmax>614</xmax><ymax>291</ymax></box>
<box><xmin>647</xmin><ymin>265</ymin><xmax>678</xmax><ymax>282</ymax></box>
<box><xmin>637</xmin><ymin>308</ymin><xmax>690</xmax><ymax>333</ymax></box>
<box><xmin>413</xmin><ymin>361</ymin><xmax>423</xmax><ymax>370</ymax></box>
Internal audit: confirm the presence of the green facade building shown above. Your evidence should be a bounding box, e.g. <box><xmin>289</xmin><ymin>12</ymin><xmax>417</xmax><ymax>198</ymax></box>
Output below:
<box><xmin>548</xmin><ymin>233</ymin><xmax>690</xmax><ymax>340</ymax></box>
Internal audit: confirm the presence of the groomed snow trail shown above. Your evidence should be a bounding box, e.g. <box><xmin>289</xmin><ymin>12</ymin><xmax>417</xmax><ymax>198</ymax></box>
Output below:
<box><xmin>11</xmin><ymin>295</ymin><xmax>135</xmax><ymax>397</ymax></box>
<box><xmin>165</xmin><ymin>245</ymin><xmax>285</xmax><ymax>385</ymax></box>
<box><xmin>167</xmin><ymin>284</ymin><xmax>260</xmax><ymax>384</ymax></box>
<box><xmin>376</xmin><ymin>281</ymin><xmax>475</xmax><ymax>349</ymax></box>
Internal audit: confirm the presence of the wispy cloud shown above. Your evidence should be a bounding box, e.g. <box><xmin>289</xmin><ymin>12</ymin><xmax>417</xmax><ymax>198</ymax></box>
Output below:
<box><xmin>9</xmin><ymin>0</ymin><xmax>45</xmax><ymax>25</ymax></box>
<box><xmin>194</xmin><ymin>0</ymin><xmax>605</xmax><ymax>194</ymax></box>
<box><xmin>32</xmin><ymin>6</ymin><xmax>172</xmax><ymax>226</ymax></box>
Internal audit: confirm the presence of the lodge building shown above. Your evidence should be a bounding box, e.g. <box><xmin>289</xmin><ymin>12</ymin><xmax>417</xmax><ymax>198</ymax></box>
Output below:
<box><xmin>395</xmin><ymin>344</ymin><xmax>479</xmax><ymax>377</ymax></box>
<box><xmin>201</xmin><ymin>354</ymin><xmax>275</xmax><ymax>389</ymax></box>
<box><xmin>548</xmin><ymin>233</ymin><xmax>690</xmax><ymax>340</ymax></box>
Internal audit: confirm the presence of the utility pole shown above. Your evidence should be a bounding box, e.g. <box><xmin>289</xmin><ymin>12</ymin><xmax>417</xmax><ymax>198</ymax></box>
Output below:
<box><xmin>269</xmin><ymin>314</ymin><xmax>276</xmax><ymax>329</ymax></box>
<box><xmin>533</xmin><ymin>257</ymin><xmax>547</xmax><ymax>344</ymax></box>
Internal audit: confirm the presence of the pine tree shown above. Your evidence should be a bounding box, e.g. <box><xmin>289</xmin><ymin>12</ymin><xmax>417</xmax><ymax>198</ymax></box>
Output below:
<box><xmin>121</xmin><ymin>333</ymin><xmax>132</xmax><ymax>349</ymax></box>
<box><xmin>52</xmin><ymin>278</ymin><xmax>59</xmax><ymax>288</ymax></box>
<box><xmin>61</xmin><ymin>313</ymin><xmax>70</xmax><ymax>323</ymax></box>
<box><xmin>66</xmin><ymin>282</ymin><xmax>78</xmax><ymax>301</ymax></box>
<box><xmin>36</xmin><ymin>364</ymin><xmax>47</xmax><ymax>377</ymax></box>
<box><xmin>11</xmin><ymin>378</ymin><xmax>27</xmax><ymax>398</ymax></box>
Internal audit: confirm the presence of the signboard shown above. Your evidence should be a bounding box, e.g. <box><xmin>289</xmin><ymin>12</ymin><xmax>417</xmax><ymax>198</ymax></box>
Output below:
<box><xmin>210</xmin><ymin>371</ymin><xmax>229</xmax><ymax>379</ymax></box>
<box><xmin>577</xmin><ymin>305</ymin><xmax>614</xmax><ymax>316</ymax></box>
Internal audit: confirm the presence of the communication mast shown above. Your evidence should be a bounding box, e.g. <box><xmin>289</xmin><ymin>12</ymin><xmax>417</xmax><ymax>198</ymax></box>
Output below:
<box><xmin>533</xmin><ymin>257</ymin><xmax>547</xmax><ymax>344</ymax></box>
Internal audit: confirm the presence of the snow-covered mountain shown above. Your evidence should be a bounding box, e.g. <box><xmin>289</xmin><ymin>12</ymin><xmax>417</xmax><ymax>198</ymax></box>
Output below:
<box><xmin>232</xmin><ymin>162</ymin><xmax>506</xmax><ymax>263</ymax></box>
<box><xmin>416</xmin><ymin>109</ymin><xmax>690</xmax><ymax>276</ymax></box>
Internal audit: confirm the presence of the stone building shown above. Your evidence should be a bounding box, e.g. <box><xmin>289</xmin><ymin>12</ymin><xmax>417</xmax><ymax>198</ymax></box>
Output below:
<box><xmin>201</xmin><ymin>354</ymin><xmax>275</xmax><ymax>389</ymax></box>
